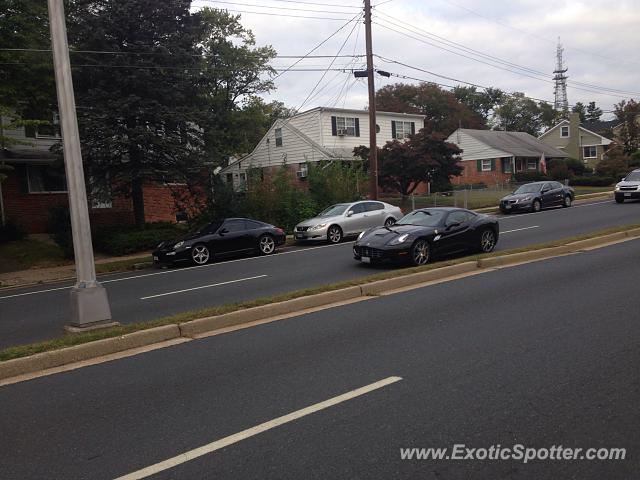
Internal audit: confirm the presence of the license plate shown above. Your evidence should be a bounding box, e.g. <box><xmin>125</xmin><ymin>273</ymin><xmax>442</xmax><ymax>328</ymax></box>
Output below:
<box><xmin>153</xmin><ymin>255</ymin><xmax>159</xmax><ymax>261</ymax></box>
<box><xmin>624</xmin><ymin>193</ymin><xmax>631</xmax><ymax>197</ymax></box>
<box><xmin>505</xmin><ymin>204</ymin><xmax>511</xmax><ymax>209</ymax></box>
<box><xmin>361</xmin><ymin>256</ymin><xmax>371</xmax><ymax>263</ymax></box>
<box><xmin>295</xmin><ymin>233</ymin><xmax>304</xmax><ymax>239</ymax></box>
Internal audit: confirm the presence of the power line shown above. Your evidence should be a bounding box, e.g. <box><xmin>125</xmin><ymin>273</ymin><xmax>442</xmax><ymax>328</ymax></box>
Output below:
<box><xmin>193</xmin><ymin>0</ymin><xmax>359</xmax><ymax>14</ymax></box>
<box><xmin>191</xmin><ymin>6</ymin><xmax>352</xmax><ymax>20</ymax></box>
<box><xmin>194</xmin><ymin>0</ymin><xmax>362</xmax><ymax>8</ymax></box>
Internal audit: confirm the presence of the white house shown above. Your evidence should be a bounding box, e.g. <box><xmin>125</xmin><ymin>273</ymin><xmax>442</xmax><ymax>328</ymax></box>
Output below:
<box><xmin>220</xmin><ymin>107</ymin><xmax>425</xmax><ymax>190</ymax></box>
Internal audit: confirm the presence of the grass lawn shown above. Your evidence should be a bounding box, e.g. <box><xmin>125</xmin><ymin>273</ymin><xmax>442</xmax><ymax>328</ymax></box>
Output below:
<box><xmin>0</xmin><ymin>239</ymin><xmax>69</xmax><ymax>272</ymax></box>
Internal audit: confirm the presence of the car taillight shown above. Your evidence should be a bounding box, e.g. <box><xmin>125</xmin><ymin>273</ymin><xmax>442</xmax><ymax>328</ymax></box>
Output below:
<box><xmin>276</xmin><ymin>228</ymin><xmax>285</xmax><ymax>235</ymax></box>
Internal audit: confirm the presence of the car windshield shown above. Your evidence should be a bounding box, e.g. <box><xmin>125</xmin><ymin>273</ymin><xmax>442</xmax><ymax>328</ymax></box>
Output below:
<box><xmin>514</xmin><ymin>184</ymin><xmax>543</xmax><ymax>194</ymax></box>
<box><xmin>624</xmin><ymin>172</ymin><xmax>640</xmax><ymax>181</ymax></box>
<box><xmin>395</xmin><ymin>210</ymin><xmax>446</xmax><ymax>227</ymax></box>
<box><xmin>317</xmin><ymin>204</ymin><xmax>350</xmax><ymax>217</ymax></box>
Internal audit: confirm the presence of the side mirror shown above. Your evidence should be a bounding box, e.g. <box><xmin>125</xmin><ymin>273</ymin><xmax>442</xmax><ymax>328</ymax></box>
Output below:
<box><xmin>346</xmin><ymin>210</ymin><xmax>354</xmax><ymax>217</ymax></box>
<box><xmin>541</xmin><ymin>188</ymin><xmax>549</xmax><ymax>193</ymax></box>
<box><xmin>219</xmin><ymin>228</ymin><xmax>228</xmax><ymax>235</ymax></box>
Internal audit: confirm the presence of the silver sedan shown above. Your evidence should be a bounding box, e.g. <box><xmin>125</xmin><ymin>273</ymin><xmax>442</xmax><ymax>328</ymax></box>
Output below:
<box><xmin>294</xmin><ymin>200</ymin><xmax>403</xmax><ymax>244</ymax></box>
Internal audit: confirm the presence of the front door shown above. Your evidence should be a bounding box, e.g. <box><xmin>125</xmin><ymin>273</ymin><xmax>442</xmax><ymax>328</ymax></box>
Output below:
<box><xmin>439</xmin><ymin>210</ymin><xmax>474</xmax><ymax>254</ymax></box>
<box><xmin>343</xmin><ymin>202</ymin><xmax>369</xmax><ymax>235</ymax></box>
<box><xmin>215</xmin><ymin>219</ymin><xmax>252</xmax><ymax>253</ymax></box>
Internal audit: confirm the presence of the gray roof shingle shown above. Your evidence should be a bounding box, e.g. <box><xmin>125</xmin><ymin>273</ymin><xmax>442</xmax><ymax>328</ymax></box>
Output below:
<box><xmin>460</xmin><ymin>129</ymin><xmax>568</xmax><ymax>158</ymax></box>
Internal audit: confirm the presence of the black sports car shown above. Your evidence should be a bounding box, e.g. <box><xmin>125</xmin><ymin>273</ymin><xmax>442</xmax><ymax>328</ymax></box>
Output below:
<box><xmin>353</xmin><ymin>207</ymin><xmax>499</xmax><ymax>266</ymax></box>
<box><xmin>153</xmin><ymin>218</ymin><xmax>286</xmax><ymax>266</ymax></box>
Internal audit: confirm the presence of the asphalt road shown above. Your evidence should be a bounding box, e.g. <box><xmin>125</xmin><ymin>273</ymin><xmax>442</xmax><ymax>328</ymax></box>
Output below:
<box><xmin>0</xmin><ymin>199</ymin><xmax>638</xmax><ymax>349</ymax></box>
<box><xmin>1</xmin><ymin>237</ymin><xmax>638</xmax><ymax>479</ymax></box>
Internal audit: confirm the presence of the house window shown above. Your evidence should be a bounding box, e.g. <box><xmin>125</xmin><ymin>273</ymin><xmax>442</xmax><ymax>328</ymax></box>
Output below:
<box><xmin>275</xmin><ymin>128</ymin><xmax>283</xmax><ymax>147</ymax></box>
<box><xmin>481</xmin><ymin>159</ymin><xmax>492</xmax><ymax>171</ymax></box>
<box><xmin>24</xmin><ymin>112</ymin><xmax>61</xmax><ymax>138</ymax></box>
<box><xmin>393</xmin><ymin>121</ymin><xmax>414</xmax><ymax>139</ymax></box>
<box><xmin>26</xmin><ymin>164</ymin><xmax>67</xmax><ymax>193</ymax></box>
<box><xmin>238</xmin><ymin>172</ymin><xmax>247</xmax><ymax>190</ymax></box>
<box><xmin>527</xmin><ymin>159</ymin><xmax>538</xmax><ymax>170</ymax></box>
<box><xmin>336</xmin><ymin>117</ymin><xmax>357</xmax><ymax>136</ymax></box>
<box><xmin>502</xmin><ymin>158</ymin><xmax>513</xmax><ymax>173</ymax></box>
<box><xmin>226</xmin><ymin>173</ymin><xmax>233</xmax><ymax>184</ymax></box>
<box><xmin>583</xmin><ymin>146</ymin><xmax>597</xmax><ymax>158</ymax></box>
<box><xmin>560</xmin><ymin>126</ymin><xmax>569</xmax><ymax>137</ymax></box>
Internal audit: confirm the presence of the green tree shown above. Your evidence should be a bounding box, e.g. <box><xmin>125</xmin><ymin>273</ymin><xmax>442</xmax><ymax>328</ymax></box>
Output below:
<box><xmin>354</xmin><ymin>129</ymin><xmax>462</xmax><ymax>202</ymax></box>
<box><xmin>572</xmin><ymin>102</ymin><xmax>587</xmax><ymax>122</ymax></box>
<box><xmin>376</xmin><ymin>82</ymin><xmax>485</xmax><ymax>135</ymax></box>
<box><xmin>453</xmin><ymin>86</ymin><xmax>505</xmax><ymax>122</ymax></box>
<box><xmin>307</xmin><ymin>161</ymin><xmax>364</xmax><ymax>208</ymax></box>
<box><xmin>614</xmin><ymin>99</ymin><xmax>640</xmax><ymax>154</ymax></box>
<box><xmin>67</xmin><ymin>1</ymin><xmax>207</xmax><ymax>226</ymax></box>
<box><xmin>0</xmin><ymin>0</ymin><xmax>56</xmax><ymax>119</ymax></box>
<box><xmin>596</xmin><ymin>146</ymin><xmax>631</xmax><ymax>179</ymax></box>
<box><xmin>585</xmin><ymin>101</ymin><xmax>603</xmax><ymax>122</ymax></box>
<box><xmin>491</xmin><ymin>93</ymin><xmax>550</xmax><ymax>136</ymax></box>
<box><xmin>195</xmin><ymin>8</ymin><xmax>276</xmax><ymax>165</ymax></box>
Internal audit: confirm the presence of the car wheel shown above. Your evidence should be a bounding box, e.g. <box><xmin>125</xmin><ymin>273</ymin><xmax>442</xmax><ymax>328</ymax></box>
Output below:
<box><xmin>191</xmin><ymin>244</ymin><xmax>210</xmax><ymax>265</ymax></box>
<box><xmin>478</xmin><ymin>228</ymin><xmax>497</xmax><ymax>253</ymax></box>
<box><xmin>327</xmin><ymin>225</ymin><xmax>343</xmax><ymax>244</ymax></box>
<box><xmin>384</xmin><ymin>217</ymin><xmax>396</xmax><ymax>227</ymax></box>
<box><xmin>410</xmin><ymin>239</ymin><xmax>431</xmax><ymax>266</ymax></box>
<box><xmin>258</xmin><ymin>234</ymin><xmax>276</xmax><ymax>255</ymax></box>
<box><xmin>531</xmin><ymin>199</ymin><xmax>541</xmax><ymax>212</ymax></box>
<box><xmin>615</xmin><ymin>196</ymin><xmax>624</xmax><ymax>204</ymax></box>
<box><xmin>563</xmin><ymin>195</ymin><xmax>572</xmax><ymax>208</ymax></box>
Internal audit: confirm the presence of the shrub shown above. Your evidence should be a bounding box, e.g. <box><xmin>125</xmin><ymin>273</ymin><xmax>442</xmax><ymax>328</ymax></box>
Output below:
<box><xmin>569</xmin><ymin>176</ymin><xmax>615</xmax><ymax>187</ymax></box>
<box><xmin>93</xmin><ymin>222</ymin><xmax>184</xmax><ymax>256</ymax></box>
<box><xmin>514</xmin><ymin>172</ymin><xmax>549</xmax><ymax>182</ymax></box>
<box><xmin>48</xmin><ymin>205</ymin><xmax>74</xmax><ymax>258</ymax></box>
<box><xmin>0</xmin><ymin>221</ymin><xmax>26</xmax><ymax>244</ymax></box>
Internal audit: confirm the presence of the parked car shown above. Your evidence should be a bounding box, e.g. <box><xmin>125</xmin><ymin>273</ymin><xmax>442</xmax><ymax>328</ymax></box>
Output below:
<box><xmin>499</xmin><ymin>181</ymin><xmax>574</xmax><ymax>213</ymax></box>
<box><xmin>353</xmin><ymin>207</ymin><xmax>499</xmax><ymax>266</ymax></box>
<box><xmin>294</xmin><ymin>201</ymin><xmax>403</xmax><ymax>244</ymax></box>
<box><xmin>615</xmin><ymin>169</ymin><xmax>640</xmax><ymax>203</ymax></box>
<box><xmin>153</xmin><ymin>218</ymin><xmax>286</xmax><ymax>266</ymax></box>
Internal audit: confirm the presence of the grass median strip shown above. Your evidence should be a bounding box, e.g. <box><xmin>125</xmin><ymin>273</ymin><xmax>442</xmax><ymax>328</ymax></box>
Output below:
<box><xmin>2</xmin><ymin>221</ymin><xmax>640</xmax><ymax>364</ymax></box>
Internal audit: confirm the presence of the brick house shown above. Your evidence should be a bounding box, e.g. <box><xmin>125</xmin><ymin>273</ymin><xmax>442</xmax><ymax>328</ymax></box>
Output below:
<box><xmin>0</xmin><ymin>115</ymin><xmax>198</xmax><ymax>234</ymax></box>
<box><xmin>220</xmin><ymin>107</ymin><xmax>426</xmax><ymax>191</ymax></box>
<box><xmin>538</xmin><ymin>113</ymin><xmax>614</xmax><ymax>168</ymax></box>
<box><xmin>446</xmin><ymin>129</ymin><xmax>568</xmax><ymax>186</ymax></box>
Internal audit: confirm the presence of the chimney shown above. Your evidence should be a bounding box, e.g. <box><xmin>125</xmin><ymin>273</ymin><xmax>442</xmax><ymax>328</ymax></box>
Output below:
<box><xmin>566</xmin><ymin>112</ymin><xmax>581</xmax><ymax>159</ymax></box>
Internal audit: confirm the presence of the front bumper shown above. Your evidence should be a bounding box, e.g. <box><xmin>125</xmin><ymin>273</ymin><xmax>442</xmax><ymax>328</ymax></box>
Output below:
<box><xmin>293</xmin><ymin>226</ymin><xmax>329</xmax><ymax>241</ymax></box>
<box><xmin>353</xmin><ymin>243</ymin><xmax>410</xmax><ymax>264</ymax></box>
<box><xmin>615</xmin><ymin>190</ymin><xmax>640</xmax><ymax>200</ymax></box>
<box><xmin>500</xmin><ymin>200</ymin><xmax>532</xmax><ymax>213</ymax></box>
<box><xmin>152</xmin><ymin>248</ymin><xmax>192</xmax><ymax>265</ymax></box>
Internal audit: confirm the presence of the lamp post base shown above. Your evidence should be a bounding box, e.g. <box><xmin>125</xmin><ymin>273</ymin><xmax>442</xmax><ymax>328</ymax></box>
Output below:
<box><xmin>66</xmin><ymin>282</ymin><xmax>115</xmax><ymax>331</ymax></box>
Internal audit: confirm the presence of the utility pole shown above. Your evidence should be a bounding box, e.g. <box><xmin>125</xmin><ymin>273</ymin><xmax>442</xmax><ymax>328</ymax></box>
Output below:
<box><xmin>364</xmin><ymin>0</ymin><xmax>378</xmax><ymax>200</ymax></box>
<box><xmin>48</xmin><ymin>0</ymin><xmax>113</xmax><ymax>330</ymax></box>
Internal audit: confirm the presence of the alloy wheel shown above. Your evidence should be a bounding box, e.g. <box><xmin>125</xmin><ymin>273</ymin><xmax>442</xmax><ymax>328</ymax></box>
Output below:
<box><xmin>532</xmin><ymin>200</ymin><xmax>541</xmax><ymax>212</ymax></box>
<box><xmin>327</xmin><ymin>226</ymin><xmax>342</xmax><ymax>244</ymax></box>
<box><xmin>191</xmin><ymin>245</ymin><xmax>210</xmax><ymax>265</ymax></box>
<box><xmin>384</xmin><ymin>217</ymin><xmax>396</xmax><ymax>227</ymax></box>
<box><xmin>564</xmin><ymin>196</ymin><xmax>572</xmax><ymax>207</ymax></box>
<box><xmin>411</xmin><ymin>239</ymin><xmax>430</xmax><ymax>265</ymax></box>
<box><xmin>480</xmin><ymin>229</ymin><xmax>496</xmax><ymax>253</ymax></box>
<box><xmin>259</xmin><ymin>235</ymin><xmax>276</xmax><ymax>255</ymax></box>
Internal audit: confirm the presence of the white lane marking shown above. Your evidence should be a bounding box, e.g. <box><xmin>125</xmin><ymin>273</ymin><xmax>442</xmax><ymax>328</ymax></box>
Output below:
<box><xmin>0</xmin><ymin>243</ymin><xmax>348</xmax><ymax>300</ymax></box>
<box><xmin>501</xmin><ymin>226</ymin><xmax>540</xmax><ymax>234</ymax></box>
<box><xmin>140</xmin><ymin>275</ymin><xmax>268</xmax><ymax>300</ymax></box>
<box><xmin>498</xmin><ymin>200</ymin><xmax>612</xmax><ymax>220</ymax></box>
<box><xmin>113</xmin><ymin>376</ymin><xmax>403</xmax><ymax>480</ymax></box>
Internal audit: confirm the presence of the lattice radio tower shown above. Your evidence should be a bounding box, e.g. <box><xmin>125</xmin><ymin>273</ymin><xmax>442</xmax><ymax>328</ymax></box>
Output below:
<box><xmin>553</xmin><ymin>38</ymin><xmax>569</xmax><ymax>114</ymax></box>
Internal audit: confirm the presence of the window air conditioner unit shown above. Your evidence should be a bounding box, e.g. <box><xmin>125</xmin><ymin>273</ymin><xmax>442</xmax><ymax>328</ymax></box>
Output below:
<box><xmin>337</xmin><ymin>128</ymin><xmax>347</xmax><ymax>136</ymax></box>
<box><xmin>297</xmin><ymin>170</ymin><xmax>307</xmax><ymax>179</ymax></box>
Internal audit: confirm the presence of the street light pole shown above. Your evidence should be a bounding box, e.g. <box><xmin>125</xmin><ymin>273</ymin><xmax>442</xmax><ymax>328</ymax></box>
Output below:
<box><xmin>48</xmin><ymin>0</ymin><xmax>113</xmax><ymax>330</ymax></box>
<box><xmin>364</xmin><ymin>0</ymin><xmax>378</xmax><ymax>200</ymax></box>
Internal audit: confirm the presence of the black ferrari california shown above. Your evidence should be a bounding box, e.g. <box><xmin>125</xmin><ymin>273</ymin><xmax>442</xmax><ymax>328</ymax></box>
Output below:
<box><xmin>153</xmin><ymin>218</ymin><xmax>286</xmax><ymax>266</ymax></box>
<box><xmin>353</xmin><ymin>207</ymin><xmax>499</xmax><ymax>266</ymax></box>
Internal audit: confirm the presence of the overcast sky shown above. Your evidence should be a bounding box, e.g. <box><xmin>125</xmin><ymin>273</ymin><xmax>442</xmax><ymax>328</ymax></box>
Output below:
<box><xmin>192</xmin><ymin>0</ymin><xmax>640</xmax><ymax>119</ymax></box>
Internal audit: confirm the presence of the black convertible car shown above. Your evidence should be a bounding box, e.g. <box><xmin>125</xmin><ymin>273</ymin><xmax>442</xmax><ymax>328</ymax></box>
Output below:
<box><xmin>353</xmin><ymin>207</ymin><xmax>499</xmax><ymax>266</ymax></box>
<box><xmin>153</xmin><ymin>218</ymin><xmax>286</xmax><ymax>266</ymax></box>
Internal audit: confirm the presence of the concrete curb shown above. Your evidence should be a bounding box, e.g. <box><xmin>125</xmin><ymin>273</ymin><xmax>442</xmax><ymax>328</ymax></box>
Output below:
<box><xmin>179</xmin><ymin>287</ymin><xmax>362</xmax><ymax>337</ymax></box>
<box><xmin>2</xmin><ymin>225</ymin><xmax>638</xmax><ymax>381</ymax></box>
<box><xmin>0</xmin><ymin>324</ymin><xmax>180</xmax><ymax>380</ymax></box>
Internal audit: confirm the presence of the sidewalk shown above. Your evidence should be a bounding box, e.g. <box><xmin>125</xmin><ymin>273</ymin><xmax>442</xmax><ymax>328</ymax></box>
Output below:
<box><xmin>0</xmin><ymin>252</ymin><xmax>152</xmax><ymax>290</ymax></box>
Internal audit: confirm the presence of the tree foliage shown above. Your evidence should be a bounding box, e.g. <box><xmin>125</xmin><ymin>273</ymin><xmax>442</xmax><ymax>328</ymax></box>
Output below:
<box><xmin>491</xmin><ymin>93</ymin><xmax>557</xmax><ymax>136</ymax></box>
<box><xmin>453</xmin><ymin>86</ymin><xmax>505</xmax><ymax>122</ymax></box>
<box><xmin>614</xmin><ymin>99</ymin><xmax>640</xmax><ymax>154</ymax></box>
<box><xmin>572</xmin><ymin>102</ymin><xmax>587</xmax><ymax>122</ymax></box>
<box><xmin>354</xmin><ymin>129</ymin><xmax>462</xmax><ymax>198</ymax></box>
<box><xmin>376</xmin><ymin>83</ymin><xmax>485</xmax><ymax>136</ymax></box>
<box><xmin>586</xmin><ymin>101</ymin><xmax>603</xmax><ymax>122</ymax></box>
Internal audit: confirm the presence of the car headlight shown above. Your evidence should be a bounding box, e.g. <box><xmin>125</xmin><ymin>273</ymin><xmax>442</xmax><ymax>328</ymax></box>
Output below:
<box><xmin>173</xmin><ymin>241</ymin><xmax>185</xmax><ymax>249</ymax></box>
<box><xmin>388</xmin><ymin>233</ymin><xmax>410</xmax><ymax>245</ymax></box>
<box><xmin>357</xmin><ymin>230</ymin><xmax>366</xmax><ymax>240</ymax></box>
<box><xmin>516</xmin><ymin>196</ymin><xmax>532</xmax><ymax>203</ymax></box>
<box><xmin>310</xmin><ymin>223</ymin><xmax>326</xmax><ymax>230</ymax></box>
